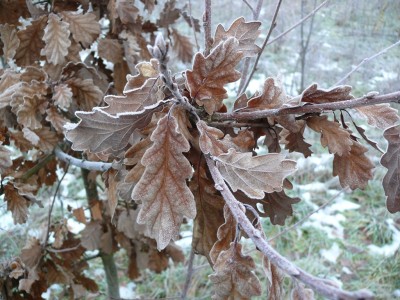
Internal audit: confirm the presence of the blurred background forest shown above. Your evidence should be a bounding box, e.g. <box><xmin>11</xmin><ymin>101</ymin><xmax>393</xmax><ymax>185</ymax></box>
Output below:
<box><xmin>1</xmin><ymin>0</ymin><xmax>400</xmax><ymax>299</ymax></box>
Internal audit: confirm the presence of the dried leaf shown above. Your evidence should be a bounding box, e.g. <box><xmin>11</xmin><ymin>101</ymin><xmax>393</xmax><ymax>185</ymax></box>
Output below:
<box><xmin>4</xmin><ymin>182</ymin><xmax>29</xmax><ymax>224</ymax></box>
<box><xmin>0</xmin><ymin>0</ymin><xmax>29</xmax><ymax>25</ymax></box>
<box><xmin>45</xmin><ymin>106</ymin><xmax>68</xmax><ymax>133</ymax></box>
<box><xmin>15</xmin><ymin>15</ymin><xmax>47</xmax><ymax>66</ymax></box>
<box><xmin>213</xmin><ymin>17</ymin><xmax>261</xmax><ymax>57</ymax></box>
<box><xmin>73</xmin><ymin>207</ymin><xmax>87</xmax><ymax>224</ymax></box>
<box><xmin>265</xmin><ymin>262</ymin><xmax>284</xmax><ymax>300</ymax></box>
<box><xmin>280</xmin><ymin>122</ymin><xmax>312</xmax><ymax>158</ymax></box>
<box><xmin>53</xmin><ymin>219</ymin><xmax>69</xmax><ymax>249</ymax></box>
<box><xmin>157</xmin><ymin>0</ymin><xmax>180</xmax><ymax>27</ymax></box>
<box><xmin>102</xmin><ymin>77</ymin><xmax>161</xmax><ymax>115</ymax></box>
<box><xmin>81</xmin><ymin>221</ymin><xmax>102</xmax><ymax>251</ymax></box>
<box><xmin>216</xmin><ymin>149</ymin><xmax>296</xmax><ymax>199</ymax></box>
<box><xmin>209</xmin><ymin>205</ymin><xmax>237</xmax><ymax>264</ymax></box>
<box><xmin>197</xmin><ymin>120</ymin><xmax>229</xmax><ymax>156</ymax></box>
<box><xmin>124</xmin><ymin>59</ymin><xmax>159</xmax><ymax>90</ymax></box>
<box><xmin>23</xmin><ymin>127</ymin><xmax>58</xmax><ymax>152</ymax></box>
<box><xmin>209</xmin><ymin>242</ymin><xmax>262</xmax><ymax>299</ymax></box>
<box><xmin>246</xmin><ymin>77</ymin><xmax>287</xmax><ymax>110</ymax></box>
<box><xmin>300</xmin><ymin>84</ymin><xmax>353</xmax><ymax>104</ymax></box>
<box><xmin>116</xmin><ymin>0</ymin><xmax>140</xmax><ymax>25</ymax></box>
<box><xmin>381</xmin><ymin>125</ymin><xmax>400</xmax><ymax>213</ymax></box>
<box><xmin>191</xmin><ymin>167</ymin><xmax>225</xmax><ymax>263</ymax></box>
<box><xmin>66</xmin><ymin>102</ymin><xmax>163</xmax><ymax>154</ymax></box>
<box><xmin>307</xmin><ymin>115</ymin><xmax>353</xmax><ymax>156</ymax></box>
<box><xmin>67</xmin><ymin>78</ymin><xmax>103</xmax><ymax>111</ymax></box>
<box><xmin>53</xmin><ymin>84</ymin><xmax>73</xmax><ymax>110</ymax></box>
<box><xmin>132</xmin><ymin>115</ymin><xmax>196</xmax><ymax>250</ymax></box>
<box><xmin>264</xmin><ymin>127</ymin><xmax>282</xmax><ymax>153</ymax></box>
<box><xmin>355</xmin><ymin>104</ymin><xmax>400</xmax><ymax>130</ymax></box>
<box><xmin>16</xmin><ymin>95</ymin><xmax>47</xmax><ymax>129</ymax></box>
<box><xmin>186</xmin><ymin>37</ymin><xmax>243</xmax><ymax>114</ymax></box>
<box><xmin>98</xmin><ymin>38</ymin><xmax>123</xmax><ymax>64</ymax></box>
<box><xmin>0</xmin><ymin>144</ymin><xmax>12</xmax><ymax>172</ymax></box>
<box><xmin>20</xmin><ymin>238</ymin><xmax>42</xmax><ymax>269</ymax></box>
<box><xmin>41</xmin><ymin>13</ymin><xmax>71</xmax><ymax>65</ymax></box>
<box><xmin>140</xmin><ymin>0</ymin><xmax>156</xmax><ymax>13</ymax></box>
<box><xmin>291</xmin><ymin>282</ymin><xmax>315</xmax><ymax>300</ymax></box>
<box><xmin>104</xmin><ymin>168</ymin><xmax>118</xmax><ymax>219</ymax></box>
<box><xmin>61</xmin><ymin>11</ymin><xmax>100</xmax><ymax>48</ymax></box>
<box><xmin>171</xmin><ymin>29</ymin><xmax>193</xmax><ymax>63</ymax></box>
<box><xmin>333</xmin><ymin>141</ymin><xmax>374</xmax><ymax>189</ymax></box>
<box><xmin>350</xmin><ymin>119</ymin><xmax>382</xmax><ymax>153</ymax></box>
<box><xmin>0</xmin><ymin>24</ymin><xmax>20</xmax><ymax>61</ymax></box>
<box><xmin>0</xmin><ymin>69</ymin><xmax>20</xmax><ymax>109</ymax></box>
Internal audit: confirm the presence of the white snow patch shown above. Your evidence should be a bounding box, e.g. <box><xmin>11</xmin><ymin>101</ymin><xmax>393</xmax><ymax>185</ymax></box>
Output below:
<box><xmin>368</xmin><ymin>219</ymin><xmax>400</xmax><ymax>257</ymax></box>
<box><xmin>175</xmin><ymin>230</ymin><xmax>193</xmax><ymax>251</ymax></box>
<box><xmin>67</xmin><ymin>218</ymin><xmax>85</xmax><ymax>234</ymax></box>
<box><xmin>393</xmin><ymin>289</ymin><xmax>400</xmax><ymax>298</ymax></box>
<box><xmin>342</xmin><ymin>266</ymin><xmax>352</xmax><ymax>275</ymax></box>
<box><xmin>320</xmin><ymin>242</ymin><xmax>342</xmax><ymax>263</ymax></box>
<box><xmin>120</xmin><ymin>282</ymin><xmax>136</xmax><ymax>299</ymax></box>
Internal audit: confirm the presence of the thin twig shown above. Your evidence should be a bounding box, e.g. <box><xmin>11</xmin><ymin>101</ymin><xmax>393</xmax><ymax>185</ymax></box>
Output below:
<box><xmin>208</xmin><ymin>121</ymin><xmax>269</xmax><ymax>128</ymax></box>
<box><xmin>21</xmin><ymin>154</ymin><xmax>54</xmax><ymax>180</ymax></box>
<box><xmin>240</xmin><ymin>0</ymin><xmax>283</xmax><ymax>94</ymax></box>
<box><xmin>241</xmin><ymin>0</ymin><xmax>255</xmax><ymax>15</ymax></box>
<box><xmin>203</xmin><ymin>0</ymin><xmax>212</xmax><ymax>55</ymax></box>
<box><xmin>43</xmin><ymin>164</ymin><xmax>70</xmax><ymax>248</ymax></box>
<box><xmin>181</xmin><ymin>248</ymin><xmax>195</xmax><ymax>299</ymax></box>
<box><xmin>268</xmin><ymin>189</ymin><xmax>345</xmax><ymax>242</ymax></box>
<box><xmin>205</xmin><ymin>155</ymin><xmax>374</xmax><ymax>300</ymax></box>
<box><xmin>47</xmin><ymin>243</ymin><xmax>81</xmax><ymax>253</ymax></box>
<box><xmin>188</xmin><ymin>0</ymin><xmax>200</xmax><ymax>51</ymax></box>
<box><xmin>54</xmin><ymin>146</ymin><xmax>112</xmax><ymax>172</ymax></box>
<box><xmin>266</xmin><ymin>0</ymin><xmax>329</xmax><ymax>46</ymax></box>
<box><xmin>333</xmin><ymin>39</ymin><xmax>400</xmax><ymax>86</ymax></box>
<box><xmin>213</xmin><ymin>90</ymin><xmax>400</xmax><ymax>121</ymax></box>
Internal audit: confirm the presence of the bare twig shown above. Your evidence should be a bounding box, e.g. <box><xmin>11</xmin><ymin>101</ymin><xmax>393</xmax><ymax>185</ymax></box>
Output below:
<box><xmin>21</xmin><ymin>154</ymin><xmax>54</xmax><ymax>180</ymax></box>
<box><xmin>241</xmin><ymin>0</ymin><xmax>255</xmax><ymax>15</ymax></box>
<box><xmin>188</xmin><ymin>0</ymin><xmax>200</xmax><ymax>51</ymax></box>
<box><xmin>54</xmin><ymin>146</ymin><xmax>112</xmax><ymax>172</ymax></box>
<box><xmin>181</xmin><ymin>248</ymin><xmax>195</xmax><ymax>299</ymax></box>
<box><xmin>213</xmin><ymin>90</ymin><xmax>400</xmax><ymax>121</ymax></box>
<box><xmin>205</xmin><ymin>155</ymin><xmax>374</xmax><ymax>300</ymax></box>
<box><xmin>333</xmin><ymin>39</ymin><xmax>400</xmax><ymax>86</ymax></box>
<box><xmin>266</xmin><ymin>0</ymin><xmax>329</xmax><ymax>46</ymax></box>
<box><xmin>47</xmin><ymin>243</ymin><xmax>81</xmax><ymax>253</ymax></box>
<box><xmin>43</xmin><ymin>163</ymin><xmax>70</xmax><ymax>248</ymax></box>
<box><xmin>203</xmin><ymin>0</ymin><xmax>212</xmax><ymax>55</ymax></box>
<box><xmin>240</xmin><ymin>0</ymin><xmax>283</xmax><ymax>94</ymax></box>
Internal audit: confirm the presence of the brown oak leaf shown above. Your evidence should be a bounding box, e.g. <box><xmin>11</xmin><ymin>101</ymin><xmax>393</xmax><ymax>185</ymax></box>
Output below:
<box><xmin>124</xmin><ymin>59</ymin><xmax>159</xmax><ymax>90</ymax></box>
<box><xmin>53</xmin><ymin>84</ymin><xmax>73</xmax><ymax>110</ymax></box>
<box><xmin>306</xmin><ymin>115</ymin><xmax>353</xmax><ymax>156</ymax></box>
<box><xmin>0</xmin><ymin>144</ymin><xmax>12</xmax><ymax>172</ymax></box>
<box><xmin>355</xmin><ymin>104</ymin><xmax>400</xmax><ymax>130</ymax></box>
<box><xmin>246</xmin><ymin>77</ymin><xmax>287</xmax><ymax>109</ymax></box>
<box><xmin>300</xmin><ymin>84</ymin><xmax>353</xmax><ymax>104</ymax></box>
<box><xmin>4</xmin><ymin>182</ymin><xmax>30</xmax><ymax>224</ymax></box>
<box><xmin>131</xmin><ymin>115</ymin><xmax>196</xmax><ymax>250</ymax></box>
<box><xmin>291</xmin><ymin>283</ymin><xmax>315</xmax><ymax>300</ymax></box>
<box><xmin>209</xmin><ymin>242</ymin><xmax>262</xmax><ymax>299</ymax></box>
<box><xmin>60</xmin><ymin>11</ymin><xmax>100</xmax><ymax>48</ymax></box>
<box><xmin>216</xmin><ymin>149</ymin><xmax>297</xmax><ymax>199</ymax></box>
<box><xmin>197</xmin><ymin>120</ymin><xmax>229</xmax><ymax>156</ymax></box>
<box><xmin>333</xmin><ymin>141</ymin><xmax>374</xmax><ymax>190</ymax></box>
<box><xmin>213</xmin><ymin>17</ymin><xmax>261</xmax><ymax>57</ymax></box>
<box><xmin>381</xmin><ymin>125</ymin><xmax>400</xmax><ymax>213</ymax></box>
<box><xmin>15</xmin><ymin>15</ymin><xmax>47</xmax><ymax>66</ymax></box>
<box><xmin>65</xmin><ymin>102</ymin><xmax>163</xmax><ymax>154</ymax></box>
<box><xmin>186</xmin><ymin>37</ymin><xmax>243</xmax><ymax>114</ymax></box>
<box><xmin>280</xmin><ymin>121</ymin><xmax>312</xmax><ymax>158</ymax></box>
<box><xmin>81</xmin><ymin>221</ymin><xmax>102</xmax><ymax>251</ymax></box>
<box><xmin>191</xmin><ymin>167</ymin><xmax>225</xmax><ymax>264</ymax></box>
<box><xmin>0</xmin><ymin>24</ymin><xmax>20</xmax><ymax>61</ymax></box>
<box><xmin>45</xmin><ymin>106</ymin><xmax>68</xmax><ymax>133</ymax></box>
<box><xmin>98</xmin><ymin>38</ymin><xmax>123</xmax><ymax>64</ymax></box>
<box><xmin>16</xmin><ymin>95</ymin><xmax>47</xmax><ymax>129</ymax></box>
<box><xmin>0</xmin><ymin>69</ymin><xmax>21</xmax><ymax>109</ymax></box>
<box><xmin>41</xmin><ymin>13</ymin><xmax>71</xmax><ymax>65</ymax></box>
<box><xmin>171</xmin><ymin>29</ymin><xmax>193</xmax><ymax>63</ymax></box>
<box><xmin>20</xmin><ymin>238</ymin><xmax>42</xmax><ymax>269</ymax></box>
<box><xmin>67</xmin><ymin>78</ymin><xmax>103</xmax><ymax>111</ymax></box>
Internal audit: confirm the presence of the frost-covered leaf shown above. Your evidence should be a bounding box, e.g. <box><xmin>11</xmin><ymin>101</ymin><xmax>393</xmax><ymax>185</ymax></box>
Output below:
<box><xmin>53</xmin><ymin>84</ymin><xmax>73</xmax><ymax>110</ymax></box>
<box><xmin>0</xmin><ymin>144</ymin><xmax>12</xmax><ymax>172</ymax></box>
<box><xmin>191</xmin><ymin>167</ymin><xmax>225</xmax><ymax>264</ymax></box>
<box><xmin>102</xmin><ymin>77</ymin><xmax>161</xmax><ymax>115</ymax></box>
<box><xmin>131</xmin><ymin>115</ymin><xmax>196</xmax><ymax>250</ymax></box>
<box><xmin>16</xmin><ymin>95</ymin><xmax>47</xmax><ymax>129</ymax></box>
<box><xmin>81</xmin><ymin>221</ymin><xmax>102</xmax><ymax>251</ymax></box>
<box><xmin>355</xmin><ymin>104</ymin><xmax>399</xmax><ymax>130</ymax></box>
<box><xmin>291</xmin><ymin>283</ymin><xmax>315</xmax><ymax>300</ymax></box>
<box><xmin>246</xmin><ymin>77</ymin><xmax>287</xmax><ymax>109</ymax></box>
<box><xmin>124</xmin><ymin>59</ymin><xmax>159</xmax><ymax>90</ymax></box>
<box><xmin>197</xmin><ymin>120</ymin><xmax>229</xmax><ymax>156</ymax></box>
<box><xmin>98</xmin><ymin>38</ymin><xmax>123</xmax><ymax>64</ymax></box>
<box><xmin>67</xmin><ymin>78</ymin><xmax>103</xmax><ymax>111</ymax></box>
<box><xmin>209</xmin><ymin>242</ymin><xmax>262</xmax><ymax>299</ymax></box>
<box><xmin>157</xmin><ymin>0</ymin><xmax>180</xmax><ymax>27</ymax></box>
<box><xmin>186</xmin><ymin>37</ymin><xmax>243</xmax><ymax>114</ymax></box>
<box><xmin>213</xmin><ymin>17</ymin><xmax>261</xmax><ymax>57</ymax></box>
<box><xmin>0</xmin><ymin>24</ymin><xmax>20</xmax><ymax>61</ymax></box>
<box><xmin>45</xmin><ymin>107</ymin><xmax>68</xmax><ymax>133</ymax></box>
<box><xmin>307</xmin><ymin>115</ymin><xmax>353</xmax><ymax>156</ymax></box>
<box><xmin>22</xmin><ymin>126</ymin><xmax>58</xmax><ymax>152</ymax></box>
<box><xmin>116</xmin><ymin>0</ymin><xmax>140</xmax><ymax>25</ymax></box>
<box><xmin>381</xmin><ymin>125</ymin><xmax>400</xmax><ymax>213</ymax></box>
<box><xmin>60</xmin><ymin>11</ymin><xmax>100</xmax><ymax>48</ymax></box>
<box><xmin>41</xmin><ymin>13</ymin><xmax>71</xmax><ymax>65</ymax></box>
<box><xmin>15</xmin><ymin>15</ymin><xmax>47</xmax><ymax>66</ymax></box>
<box><xmin>0</xmin><ymin>69</ymin><xmax>21</xmax><ymax>109</ymax></box>
<box><xmin>333</xmin><ymin>141</ymin><xmax>374</xmax><ymax>190</ymax></box>
<box><xmin>209</xmin><ymin>205</ymin><xmax>237</xmax><ymax>264</ymax></box>
<box><xmin>300</xmin><ymin>84</ymin><xmax>353</xmax><ymax>104</ymax></box>
<box><xmin>20</xmin><ymin>238</ymin><xmax>42</xmax><ymax>269</ymax></box>
<box><xmin>4</xmin><ymin>183</ymin><xmax>29</xmax><ymax>224</ymax></box>
<box><xmin>216</xmin><ymin>149</ymin><xmax>296</xmax><ymax>199</ymax></box>
<box><xmin>66</xmin><ymin>102</ymin><xmax>162</xmax><ymax>154</ymax></box>
<box><xmin>265</xmin><ymin>261</ymin><xmax>284</xmax><ymax>300</ymax></box>
<box><xmin>171</xmin><ymin>29</ymin><xmax>193</xmax><ymax>63</ymax></box>
<box><xmin>280</xmin><ymin>122</ymin><xmax>312</xmax><ymax>157</ymax></box>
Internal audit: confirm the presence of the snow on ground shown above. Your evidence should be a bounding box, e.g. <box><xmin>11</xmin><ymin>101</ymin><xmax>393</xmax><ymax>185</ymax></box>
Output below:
<box><xmin>320</xmin><ymin>242</ymin><xmax>342</xmax><ymax>263</ymax></box>
<box><xmin>368</xmin><ymin>219</ymin><xmax>400</xmax><ymax>257</ymax></box>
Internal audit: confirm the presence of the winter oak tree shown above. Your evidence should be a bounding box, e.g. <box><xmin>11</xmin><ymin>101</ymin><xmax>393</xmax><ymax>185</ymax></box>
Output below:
<box><xmin>0</xmin><ymin>0</ymin><xmax>399</xmax><ymax>299</ymax></box>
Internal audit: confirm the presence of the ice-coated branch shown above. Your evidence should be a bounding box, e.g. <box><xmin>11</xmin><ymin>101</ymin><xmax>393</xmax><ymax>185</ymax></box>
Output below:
<box><xmin>213</xmin><ymin>90</ymin><xmax>400</xmax><ymax>122</ymax></box>
<box><xmin>205</xmin><ymin>155</ymin><xmax>374</xmax><ymax>300</ymax></box>
<box><xmin>54</xmin><ymin>147</ymin><xmax>112</xmax><ymax>172</ymax></box>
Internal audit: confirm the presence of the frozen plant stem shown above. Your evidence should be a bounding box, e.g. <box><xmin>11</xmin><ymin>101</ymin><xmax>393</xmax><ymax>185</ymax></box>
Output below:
<box><xmin>203</xmin><ymin>0</ymin><xmax>212</xmax><ymax>55</ymax></box>
<box><xmin>205</xmin><ymin>155</ymin><xmax>374</xmax><ymax>300</ymax></box>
